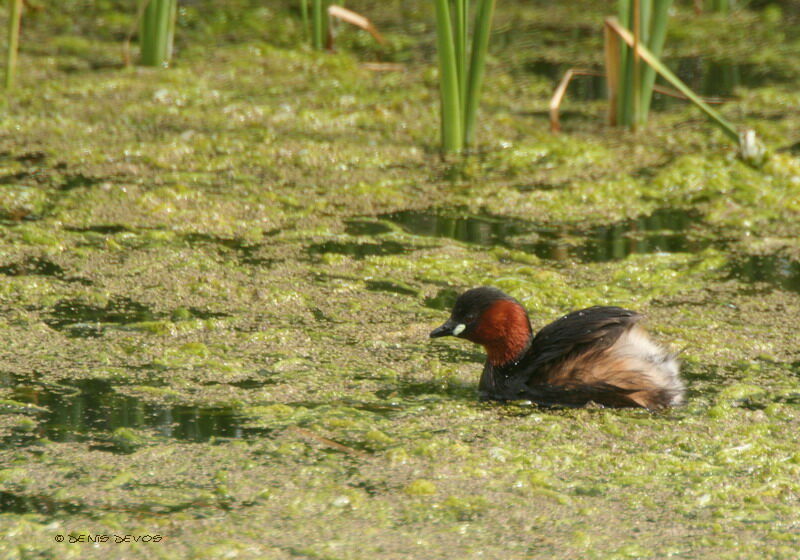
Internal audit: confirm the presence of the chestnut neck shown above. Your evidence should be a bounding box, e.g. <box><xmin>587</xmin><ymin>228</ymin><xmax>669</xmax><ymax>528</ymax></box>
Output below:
<box><xmin>467</xmin><ymin>299</ymin><xmax>532</xmax><ymax>367</ymax></box>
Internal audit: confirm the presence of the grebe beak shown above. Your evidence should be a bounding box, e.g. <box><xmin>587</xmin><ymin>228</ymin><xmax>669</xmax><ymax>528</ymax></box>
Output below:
<box><xmin>430</xmin><ymin>320</ymin><xmax>465</xmax><ymax>338</ymax></box>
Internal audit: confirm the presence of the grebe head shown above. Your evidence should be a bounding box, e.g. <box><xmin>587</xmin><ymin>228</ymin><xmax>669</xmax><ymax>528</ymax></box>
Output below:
<box><xmin>430</xmin><ymin>287</ymin><xmax>532</xmax><ymax>366</ymax></box>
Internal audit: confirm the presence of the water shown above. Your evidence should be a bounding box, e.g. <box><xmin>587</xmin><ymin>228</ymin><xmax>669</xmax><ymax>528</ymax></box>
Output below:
<box><xmin>553</xmin><ymin>209</ymin><xmax>709</xmax><ymax>262</ymax></box>
<box><xmin>344</xmin><ymin>219</ymin><xmax>394</xmax><ymax>236</ymax></box>
<box><xmin>0</xmin><ymin>491</ymin><xmax>84</xmax><ymax>515</ymax></box>
<box><xmin>181</xmin><ymin>232</ymin><xmax>274</xmax><ymax>266</ymax></box>
<box><xmin>59</xmin><ymin>173</ymin><xmax>102</xmax><ymax>191</ymax></box>
<box><xmin>365</xmin><ymin>280</ymin><xmax>418</xmax><ymax>295</ymax></box>
<box><xmin>382</xmin><ymin>207</ymin><xmax>708</xmax><ymax>263</ymax></box>
<box><xmin>6</xmin><ymin>378</ymin><xmax>265</xmax><ymax>447</ymax></box>
<box><xmin>308</xmin><ymin>239</ymin><xmax>408</xmax><ymax>258</ymax></box>
<box><xmin>729</xmin><ymin>255</ymin><xmax>800</xmax><ymax>294</ymax></box>
<box><xmin>667</xmin><ymin>58</ymin><xmax>785</xmax><ymax>98</ymax></box>
<box><xmin>0</xmin><ymin>256</ymin><xmax>92</xmax><ymax>285</ymax></box>
<box><xmin>525</xmin><ymin>61</ymin><xmax>607</xmax><ymax>102</ymax></box>
<box><xmin>43</xmin><ymin>297</ymin><xmax>162</xmax><ymax>338</ymax></box>
<box><xmin>65</xmin><ymin>224</ymin><xmax>133</xmax><ymax>234</ymax></box>
<box><xmin>63</xmin><ymin>227</ymin><xmax>277</xmax><ymax>267</ymax></box>
<box><xmin>521</xmin><ymin>58</ymin><xmax>788</xmax><ymax>108</ymax></box>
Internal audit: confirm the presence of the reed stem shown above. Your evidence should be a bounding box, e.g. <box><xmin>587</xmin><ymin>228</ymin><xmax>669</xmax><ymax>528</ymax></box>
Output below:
<box><xmin>434</xmin><ymin>0</ymin><xmax>495</xmax><ymax>153</ymax></box>
<box><xmin>640</xmin><ymin>0</ymin><xmax>671</xmax><ymax>118</ymax></box>
<box><xmin>606</xmin><ymin>17</ymin><xmax>739</xmax><ymax>142</ymax></box>
<box><xmin>5</xmin><ymin>0</ymin><xmax>22</xmax><ymax>89</ymax></box>
<box><xmin>300</xmin><ymin>0</ymin><xmax>309</xmax><ymax>40</ymax></box>
<box><xmin>463</xmin><ymin>0</ymin><xmax>495</xmax><ymax>147</ymax></box>
<box><xmin>615</xmin><ymin>0</ymin><xmax>671</xmax><ymax>127</ymax></box>
<box><xmin>140</xmin><ymin>0</ymin><xmax>176</xmax><ymax>67</ymax></box>
<box><xmin>311</xmin><ymin>0</ymin><xmax>325</xmax><ymax>50</ymax></box>
<box><xmin>434</xmin><ymin>0</ymin><xmax>463</xmax><ymax>152</ymax></box>
<box><xmin>632</xmin><ymin>0</ymin><xmax>641</xmax><ymax>127</ymax></box>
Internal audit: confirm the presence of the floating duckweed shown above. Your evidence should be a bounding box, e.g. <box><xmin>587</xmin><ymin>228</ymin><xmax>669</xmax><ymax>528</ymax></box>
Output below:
<box><xmin>527</xmin><ymin>471</ymin><xmax>555</xmax><ymax>489</ymax></box>
<box><xmin>11</xmin><ymin>417</ymin><xmax>37</xmax><ymax>433</ymax></box>
<box><xmin>0</xmin><ymin>186</ymin><xmax>48</xmax><ymax>221</ymax></box>
<box><xmin>440</xmin><ymin>496</ymin><xmax>489</xmax><ymax>521</ymax></box>
<box><xmin>573</xmin><ymin>484</ymin><xmax>605</xmax><ymax>497</ymax></box>
<box><xmin>110</xmin><ymin>427</ymin><xmax>147</xmax><ymax>453</ymax></box>
<box><xmin>325</xmin><ymin>417</ymin><xmax>356</xmax><ymax>429</ymax></box>
<box><xmin>20</xmin><ymin>227</ymin><xmax>60</xmax><ymax>247</ymax></box>
<box><xmin>718</xmin><ymin>383</ymin><xmax>766</xmax><ymax>402</ymax></box>
<box><xmin>364</xmin><ymin>430</ymin><xmax>394</xmax><ymax>444</ymax></box>
<box><xmin>0</xmin><ymin>399</ymin><xmax>47</xmax><ymax>414</ymax></box>
<box><xmin>571</xmin><ymin>530</ymin><xmax>591</xmax><ymax>548</ymax></box>
<box><xmin>487</xmin><ymin>447</ymin><xmax>510</xmax><ymax>462</ymax></box>
<box><xmin>386</xmin><ymin>447</ymin><xmax>410</xmax><ymax>465</ymax></box>
<box><xmin>404</xmin><ymin>479</ymin><xmax>437</xmax><ymax>496</ymax></box>
<box><xmin>529</xmin><ymin>487</ymin><xmax>571</xmax><ymax>505</ymax></box>
<box><xmin>171</xmin><ymin>307</ymin><xmax>193</xmax><ymax>321</ymax></box>
<box><xmin>179</xmin><ymin>342</ymin><xmax>210</xmax><ymax>357</ymax></box>
<box><xmin>127</xmin><ymin>321</ymin><xmax>174</xmax><ymax>335</ymax></box>
<box><xmin>707</xmin><ymin>403</ymin><xmax>733</xmax><ymax>419</ymax></box>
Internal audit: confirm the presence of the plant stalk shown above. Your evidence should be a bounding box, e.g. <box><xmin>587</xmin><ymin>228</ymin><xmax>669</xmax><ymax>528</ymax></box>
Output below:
<box><xmin>311</xmin><ymin>0</ymin><xmax>325</xmax><ymax>50</ymax></box>
<box><xmin>5</xmin><ymin>0</ymin><xmax>22</xmax><ymax>89</ymax></box>
<box><xmin>140</xmin><ymin>0</ymin><xmax>176</xmax><ymax>67</ymax></box>
<box><xmin>463</xmin><ymin>0</ymin><xmax>495</xmax><ymax>147</ymax></box>
<box><xmin>433</xmin><ymin>0</ymin><xmax>463</xmax><ymax>152</ymax></box>
<box><xmin>606</xmin><ymin>17</ymin><xmax>739</xmax><ymax>142</ymax></box>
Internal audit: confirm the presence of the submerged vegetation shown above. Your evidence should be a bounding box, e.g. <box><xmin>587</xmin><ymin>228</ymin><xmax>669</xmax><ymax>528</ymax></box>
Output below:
<box><xmin>0</xmin><ymin>0</ymin><xmax>799</xmax><ymax>558</ymax></box>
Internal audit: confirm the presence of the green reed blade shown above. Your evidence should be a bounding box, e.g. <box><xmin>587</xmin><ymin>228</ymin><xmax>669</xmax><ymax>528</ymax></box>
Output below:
<box><xmin>607</xmin><ymin>17</ymin><xmax>739</xmax><ymax>142</ymax></box>
<box><xmin>140</xmin><ymin>0</ymin><xmax>176</xmax><ymax>67</ymax></box>
<box><xmin>639</xmin><ymin>0</ymin><xmax>671</xmax><ymax>119</ymax></box>
<box><xmin>311</xmin><ymin>0</ymin><xmax>325</xmax><ymax>50</ymax></box>
<box><xmin>463</xmin><ymin>0</ymin><xmax>496</xmax><ymax>147</ymax></box>
<box><xmin>617</xmin><ymin>0</ymin><xmax>635</xmax><ymax>126</ymax></box>
<box><xmin>434</xmin><ymin>0</ymin><xmax>462</xmax><ymax>152</ymax></box>
<box><xmin>452</xmin><ymin>0</ymin><xmax>467</xmax><ymax>116</ymax></box>
<box><xmin>300</xmin><ymin>0</ymin><xmax>309</xmax><ymax>40</ymax></box>
<box><xmin>5</xmin><ymin>0</ymin><xmax>22</xmax><ymax>89</ymax></box>
<box><xmin>632</xmin><ymin>0</ymin><xmax>642</xmax><ymax>126</ymax></box>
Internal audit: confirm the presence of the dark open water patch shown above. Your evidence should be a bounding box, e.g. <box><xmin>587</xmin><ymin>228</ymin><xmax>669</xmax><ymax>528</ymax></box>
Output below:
<box><xmin>520</xmin><ymin>58</ymin><xmax>791</xmax><ymax>106</ymax></box>
<box><xmin>381</xmin><ymin>207</ymin><xmax>709</xmax><ymax>263</ymax></box>
<box><xmin>63</xmin><ymin>227</ymin><xmax>276</xmax><ymax>267</ymax></box>
<box><xmin>41</xmin><ymin>297</ymin><xmax>229</xmax><ymax>338</ymax></box>
<box><xmin>182</xmin><ymin>233</ymin><xmax>274</xmax><ymax>266</ymax></box>
<box><xmin>0</xmin><ymin>256</ymin><xmax>92</xmax><ymax>285</ymax></box>
<box><xmin>59</xmin><ymin>173</ymin><xmax>103</xmax><ymax>191</ymax></box>
<box><xmin>308</xmin><ymin>239</ymin><xmax>408</xmax><ymax>258</ymax></box>
<box><xmin>424</xmin><ymin>287</ymin><xmax>460</xmax><ymax>310</ymax></box>
<box><xmin>0</xmin><ymin>491</ymin><xmax>85</xmax><ymax>515</ymax></box>
<box><xmin>365</xmin><ymin>280</ymin><xmax>419</xmax><ymax>296</ymax></box>
<box><xmin>6</xmin><ymin>378</ymin><xmax>267</xmax><ymax>448</ymax></box>
<box><xmin>660</xmin><ymin>57</ymin><xmax>792</xmax><ymax>99</ymax></box>
<box><xmin>344</xmin><ymin>219</ymin><xmax>394</xmax><ymax>236</ymax></box>
<box><xmin>728</xmin><ymin>254</ymin><xmax>800</xmax><ymax>294</ymax></box>
<box><xmin>43</xmin><ymin>297</ymin><xmax>162</xmax><ymax>338</ymax></box>
<box><xmin>65</xmin><ymin>224</ymin><xmax>134</xmax><ymax>234</ymax></box>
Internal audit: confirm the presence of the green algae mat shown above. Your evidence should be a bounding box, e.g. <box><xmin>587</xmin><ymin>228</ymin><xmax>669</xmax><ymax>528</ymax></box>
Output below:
<box><xmin>1</xmin><ymin>1</ymin><xmax>800</xmax><ymax>558</ymax></box>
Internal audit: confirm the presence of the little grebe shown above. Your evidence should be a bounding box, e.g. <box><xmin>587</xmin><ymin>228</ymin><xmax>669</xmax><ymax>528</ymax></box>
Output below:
<box><xmin>430</xmin><ymin>287</ymin><xmax>684</xmax><ymax>409</ymax></box>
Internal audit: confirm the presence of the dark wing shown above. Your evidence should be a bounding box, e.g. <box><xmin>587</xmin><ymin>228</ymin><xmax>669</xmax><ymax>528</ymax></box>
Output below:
<box><xmin>523</xmin><ymin>306</ymin><xmax>642</xmax><ymax>381</ymax></box>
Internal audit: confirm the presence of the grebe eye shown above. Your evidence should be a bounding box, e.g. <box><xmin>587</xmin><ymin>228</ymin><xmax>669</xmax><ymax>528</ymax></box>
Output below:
<box><xmin>464</xmin><ymin>313</ymin><xmax>477</xmax><ymax>323</ymax></box>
